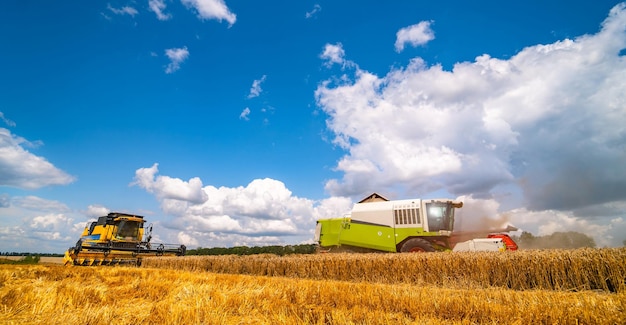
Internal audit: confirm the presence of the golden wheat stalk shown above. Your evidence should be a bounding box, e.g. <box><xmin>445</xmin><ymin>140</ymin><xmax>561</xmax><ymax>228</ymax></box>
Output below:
<box><xmin>142</xmin><ymin>248</ymin><xmax>626</xmax><ymax>293</ymax></box>
<box><xmin>1</xmin><ymin>263</ymin><xmax>625</xmax><ymax>324</ymax></box>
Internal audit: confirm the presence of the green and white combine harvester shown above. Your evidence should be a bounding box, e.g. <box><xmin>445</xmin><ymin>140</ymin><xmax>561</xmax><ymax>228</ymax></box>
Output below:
<box><xmin>315</xmin><ymin>193</ymin><xmax>517</xmax><ymax>253</ymax></box>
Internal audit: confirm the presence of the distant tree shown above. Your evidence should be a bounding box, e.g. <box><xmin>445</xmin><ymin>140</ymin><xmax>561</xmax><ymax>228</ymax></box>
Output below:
<box><xmin>0</xmin><ymin>255</ymin><xmax>40</xmax><ymax>265</ymax></box>
<box><xmin>515</xmin><ymin>231</ymin><xmax>536</xmax><ymax>248</ymax></box>
<box><xmin>514</xmin><ymin>231</ymin><xmax>596</xmax><ymax>249</ymax></box>
<box><xmin>547</xmin><ymin>232</ymin><xmax>596</xmax><ymax>249</ymax></box>
<box><xmin>186</xmin><ymin>244</ymin><xmax>317</xmax><ymax>256</ymax></box>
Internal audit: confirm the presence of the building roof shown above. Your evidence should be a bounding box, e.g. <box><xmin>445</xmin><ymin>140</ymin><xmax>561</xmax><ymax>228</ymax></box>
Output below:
<box><xmin>358</xmin><ymin>192</ymin><xmax>389</xmax><ymax>203</ymax></box>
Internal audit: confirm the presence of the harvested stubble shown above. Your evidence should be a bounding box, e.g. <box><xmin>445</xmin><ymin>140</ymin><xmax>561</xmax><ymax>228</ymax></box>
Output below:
<box><xmin>142</xmin><ymin>248</ymin><xmax>626</xmax><ymax>292</ymax></box>
<box><xmin>1</xmin><ymin>264</ymin><xmax>624</xmax><ymax>324</ymax></box>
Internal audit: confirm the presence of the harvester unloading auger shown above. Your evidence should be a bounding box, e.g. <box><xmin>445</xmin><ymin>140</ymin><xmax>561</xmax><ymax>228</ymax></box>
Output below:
<box><xmin>63</xmin><ymin>212</ymin><xmax>186</xmax><ymax>266</ymax></box>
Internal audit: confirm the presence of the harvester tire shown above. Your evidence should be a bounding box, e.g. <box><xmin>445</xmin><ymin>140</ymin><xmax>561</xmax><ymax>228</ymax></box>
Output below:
<box><xmin>400</xmin><ymin>238</ymin><xmax>435</xmax><ymax>253</ymax></box>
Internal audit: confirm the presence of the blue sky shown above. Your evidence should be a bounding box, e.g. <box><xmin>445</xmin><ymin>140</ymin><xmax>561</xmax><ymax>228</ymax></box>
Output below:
<box><xmin>1</xmin><ymin>1</ymin><xmax>625</xmax><ymax>253</ymax></box>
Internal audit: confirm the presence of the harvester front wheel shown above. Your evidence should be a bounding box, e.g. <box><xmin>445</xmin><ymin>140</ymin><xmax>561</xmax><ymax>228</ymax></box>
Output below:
<box><xmin>400</xmin><ymin>238</ymin><xmax>435</xmax><ymax>253</ymax></box>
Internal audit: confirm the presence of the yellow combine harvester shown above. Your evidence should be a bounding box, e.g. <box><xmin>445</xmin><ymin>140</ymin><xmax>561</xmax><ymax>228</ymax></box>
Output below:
<box><xmin>63</xmin><ymin>212</ymin><xmax>186</xmax><ymax>266</ymax></box>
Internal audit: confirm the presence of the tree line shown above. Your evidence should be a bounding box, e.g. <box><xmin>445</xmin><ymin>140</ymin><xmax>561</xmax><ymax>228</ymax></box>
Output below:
<box><xmin>1</xmin><ymin>231</ymin><xmax>617</xmax><ymax>259</ymax></box>
<box><xmin>1</xmin><ymin>252</ymin><xmax>63</xmax><ymax>257</ymax></box>
<box><xmin>0</xmin><ymin>255</ymin><xmax>41</xmax><ymax>265</ymax></box>
<box><xmin>511</xmin><ymin>231</ymin><xmax>598</xmax><ymax>249</ymax></box>
<box><xmin>186</xmin><ymin>244</ymin><xmax>317</xmax><ymax>256</ymax></box>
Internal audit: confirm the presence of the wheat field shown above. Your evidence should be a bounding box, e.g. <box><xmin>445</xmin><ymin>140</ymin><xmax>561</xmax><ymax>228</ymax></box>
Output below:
<box><xmin>1</xmin><ymin>248</ymin><xmax>625</xmax><ymax>324</ymax></box>
<box><xmin>143</xmin><ymin>248</ymin><xmax>626</xmax><ymax>292</ymax></box>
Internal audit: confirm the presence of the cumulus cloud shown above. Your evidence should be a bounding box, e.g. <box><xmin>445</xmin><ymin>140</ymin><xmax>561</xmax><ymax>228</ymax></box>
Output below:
<box><xmin>164</xmin><ymin>47</ymin><xmax>189</xmax><ymax>73</ymax></box>
<box><xmin>29</xmin><ymin>214</ymin><xmax>74</xmax><ymax>240</ymax></box>
<box><xmin>132</xmin><ymin>163</ymin><xmax>208</xmax><ymax>204</ymax></box>
<box><xmin>306</xmin><ymin>4</ymin><xmax>321</xmax><ymax>19</ymax></box>
<box><xmin>177</xmin><ymin>231</ymin><xmax>199</xmax><ymax>247</ymax></box>
<box><xmin>179</xmin><ymin>231</ymin><xmax>285</xmax><ymax>248</ymax></box>
<box><xmin>133</xmin><ymin>165</ymin><xmax>354</xmax><ymax>248</ymax></box>
<box><xmin>395</xmin><ymin>21</ymin><xmax>435</xmax><ymax>52</ymax></box>
<box><xmin>12</xmin><ymin>196</ymin><xmax>71</xmax><ymax>212</ymax></box>
<box><xmin>315</xmin><ymin>4</ymin><xmax>626</xmax><ymax>246</ymax></box>
<box><xmin>0</xmin><ymin>193</ymin><xmax>181</xmax><ymax>253</ymax></box>
<box><xmin>0</xmin><ymin>195</ymin><xmax>87</xmax><ymax>253</ymax></box>
<box><xmin>0</xmin><ymin>128</ymin><xmax>75</xmax><ymax>189</ymax></box>
<box><xmin>107</xmin><ymin>4</ymin><xmax>138</xmax><ymax>17</ymax></box>
<box><xmin>248</xmin><ymin>75</ymin><xmax>267</xmax><ymax>98</ymax></box>
<box><xmin>86</xmin><ymin>205</ymin><xmax>110</xmax><ymax>218</ymax></box>
<box><xmin>181</xmin><ymin>0</ymin><xmax>236</xmax><ymax>26</ymax></box>
<box><xmin>149</xmin><ymin>0</ymin><xmax>172</xmax><ymax>20</ymax></box>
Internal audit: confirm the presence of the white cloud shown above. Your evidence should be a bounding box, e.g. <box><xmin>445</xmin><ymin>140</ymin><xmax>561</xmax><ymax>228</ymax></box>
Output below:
<box><xmin>248</xmin><ymin>75</ymin><xmax>267</xmax><ymax>98</ymax></box>
<box><xmin>182</xmin><ymin>231</ymin><xmax>284</xmax><ymax>248</ymax></box>
<box><xmin>149</xmin><ymin>0</ymin><xmax>172</xmax><ymax>20</ymax></box>
<box><xmin>181</xmin><ymin>0</ymin><xmax>236</xmax><ymax>26</ymax></box>
<box><xmin>0</xmin><ymin>194</ymin><xmax>9</xmax><ymax>208</ymax></box>
<box><xmin>107</xmin><ymin>4</ymin><xmax>138</xmax><ymax>17</ymax></box>
<box><xmin>0</xmin><ymin>128</ymin><xmax>75</xmax><ymax>189</ymax></box>
<box><xmin>395</xmin><ymin>21</ymin><xmax>435</xmax><ymax>52</ymax></box>
<box><xmin>312</xmin><ymin>196</ymin><xmax>353</xmax><ymax>220</ymax></box>
<box><xmin>86</xmin><ymin>205</ymin><xmax>110</xmax><ymax>218</ymax></box>
<box><xmin>132</xmin><ymin>163</ymin><xmax>208</xmax><ymax>204</ymax></box>
<box><xmin>320</xmin><ymin>43</ymin><xmax>346</xmax><ymax>67</ymax></box>
<box><xmin>240</xmin><ymin>107</ymin><xmax>251</xmax><ymax>120</ymax></box>
<box><xmin>177</xmin><ymin>231</ymin><xmax>199</xmax><ymax>247</ymax></box>
<box><xmin>195</xmin><ymin>178</ymin><xmax>305</xmax><ymax>222</ymax></box>
<box><xmin>245</xmin><ymin>218</ymin><xmax>297</xmax><ymax>235</ymax></box>
<box><xmin>133</xmin><ymin>165</ymin><xmax>354</xmax><ymax>248</ymax></box>
<box><xmin>314</xmin><ymin>4</ymin><xmax>626</xmax><ymax>246</ymax></box>
<box><xmin>317</xmin><ymin>4</ymin><xmax>626</xmax><ymax>201</ymax></box>
<box><xmin>0</xmin><ymin>112</ymin><xmax>15</xmax><ymax>127</ymax></box>
<box><xmin>0</xmin><ymin>195</ymin><xmax>89</xmax><ymax>253</ymax></box>
<box><xmin>30</xmin><ymin>213</ymin><xmax>72</xmax><ymax>232</ymax></box>
<box><xmin>164</xmin><ymin>47</ymin><xmax>189</xmax><ymax>73</ymax></box>
<box><xmin>173</xmin><ymin>213</ymin><xmax>242</xmax><ymax>233</ymax></box>
<box><xmin>305</xmin><ymin>4</ymin><xmax>321</xmax><ymax>19</ymax></box>
<box><xmin>13</xmin><ymin>196</ymin><xmax>71</xmax><ymax>212</ymax></box>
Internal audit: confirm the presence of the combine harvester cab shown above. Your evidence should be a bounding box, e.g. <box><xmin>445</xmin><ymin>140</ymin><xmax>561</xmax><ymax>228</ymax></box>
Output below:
<box><xmin>64</xmin><ymin>212</ymin><xmax>186</xmax><ymax>266</ymax></box>
<box><xmin>315</xmin><ymin>193</ymin><xmax>463</xmax><ymax>253</ymax></box>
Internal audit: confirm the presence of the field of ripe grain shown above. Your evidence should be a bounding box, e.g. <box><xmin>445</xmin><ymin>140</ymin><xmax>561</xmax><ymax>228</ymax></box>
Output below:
<box><xmin>144</xmin><ymin>248</ymin><xmax>626</xmax><ymax>292</ymax></box>
<box><xmin>1</xmin><ymin>248</ymin><xmax>624</xmax><ymax>324</ymax></box>
<box><xmin>0</xmin><ymin>256</ymin><xmax>64</xmax><ymax>264</ymax></box>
